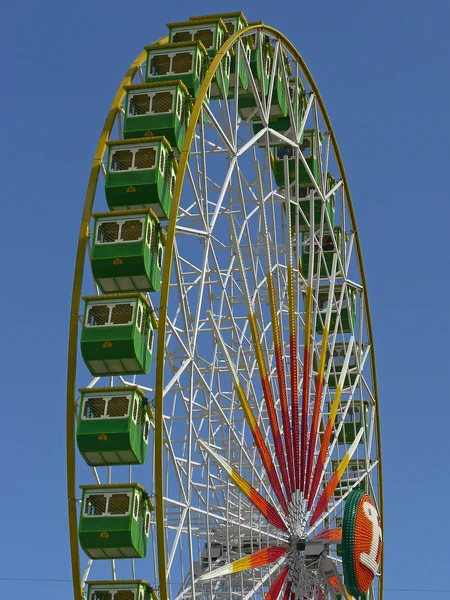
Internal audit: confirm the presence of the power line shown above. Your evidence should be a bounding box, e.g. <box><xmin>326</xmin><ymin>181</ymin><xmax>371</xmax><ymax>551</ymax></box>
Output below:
<box><xmin>0</xmin><ymin>577</ymin><xmax>450</xmax><ymax>593</ymax></box>
<box><xmin>385</xmin><ymin>590</ymin><xmax>450</xmax><ymax>594</ymax></box>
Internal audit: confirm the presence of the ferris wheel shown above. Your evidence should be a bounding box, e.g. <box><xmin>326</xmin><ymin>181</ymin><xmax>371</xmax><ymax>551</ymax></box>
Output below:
<box><xmin>67</xmin><ymin>12</ymin><xmax>383</xmax><ymax>600</ymax></box>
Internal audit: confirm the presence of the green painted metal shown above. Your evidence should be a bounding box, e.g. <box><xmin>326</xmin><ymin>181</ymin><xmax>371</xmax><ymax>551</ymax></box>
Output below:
<box><xmin>145</xmin><ymin>41</ymin><xmax>208</xmax><ymax>98</ymax></box>
<box><xmin>210</xmin><ymin>13</ymin><xmax>251</xmax><ymax>94</ymax></box>
<box><xmin>335</xmin><ymin>400</ymin><xmax>369</xmax><ymax>444</ymax></box>
<box><xmin>189</xmin><ymin>12</ymin><xmax>248</xmax><ymax>38</ymax></box>
<box><xmin>79</xmin><ymin>484</ymin><xmax>152</xmax><ymax>560</ymax></box>
<box><xmin>80</xmin><ymin>294</ymin><xmax>154</xmax><ymax>376</ymax></box>
<box><xmin>104</xmin><ymin>137</ymin><xmax>175</xmax><ymax>220</ymax></box>
<box><xmin>91</xmin><ymin>210</ymin><xmax>164</xmax><ymax>293</ymax></box>
<box><xmin>273</xmin><ymin>129</ymin><xmax>322</xmax><ymax>189</ymax></box>
<box><xmin>326</xmin><ymin>343</ymin><xmax>359</xmax><ymax>389</ymax></box>
<box><xmin>251</xmin><ymin>77</ymin><xmax>306</xmax><ymax>143</ymax></box>
<box><xmin>331</xmin><ymin>460</ymin><xmax>366</xmax><ymax>499</ymax></box>
<box><xmin>302</xmin><ymin>227</ymin><xmax>342</xmax><ymax>279</ymax></box>
<box><xmin>209</xmin><ymin>52</ymin><xmax>231</xmax><ymax>100</ymax></box>
<box><xmin>168</xmin><ymin>18</ymin><xmax>227</xmax><ymax>59</ymax></box>
<box><xmin>86</xmin><ymin>580</ymin><xmax>158</xmax><ymax>600</ymax></box>
<box><xmin>228</xmin><ymin>36</ymin><xmax>250</xmax><ymax>94</ymax></box>
<box><xmin>342</xmin><ymin>489</ymin><xmax>367</xmax><ymax>597</ymax></box>
<box><xmin>294</xmin><ymin>172</ymin><xmax>336</xmax><ymax>233</ymax></box>
<box><xmin>238</xmin><ymin>35</ymin><xmax>289</xmax><ymax>120</ymax></box>
<box><xmin>123</xmin><ymin>81</ymin><xmax>191</xmax><ymax>153</ymax></box>
<box><xmin>76</xmin><ymin>386</ymin><xmax>152</xmax><ymax>467</ymax></box>
<box><xmin>166</xmin><ymin>18</ymin><xmax>232</xmax><ymax>99</ymax></box>
<box><xmin>316</xmin><ymin>285</ymin><xmax>357</xmax><ymax>335</ymax></box>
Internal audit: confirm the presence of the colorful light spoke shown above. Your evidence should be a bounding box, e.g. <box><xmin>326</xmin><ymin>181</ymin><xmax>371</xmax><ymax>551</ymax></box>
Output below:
<box><xmin>310</xmin><ymin>428</ymin><xmax>364</xmax><ymax>525</ymax></box>
<box><xmin>308</xmin><ymin>338</ymin><xmax>355</xmax><ymax>510</ymax></box>
<box><xmin>198</xmin><ymin>440</ymin><xmax>288</xmax><ymax>532</ymax></box>
<box><xmin>197</xmin><ymin>546</ymin><xmax>288</xmax><ymax>581</ymax></box>
<box><xmin>282</xmin><ymin>580</ymin><xmax>292</xmax><ymax>600</ymax></box>
<box><xmin>230</xmin><ymin>218</ymin><xmax>292</xmax><ymax>499</ymax></box>
<box><xmin>288</xmin><ymin>264</ymin><xmax>299</xmax><ymax>487</ymax></box>
<box><xmin>300</xmin><ymin>284</ymin><xmax>313</xmax><ymax>491</ymax></box>
<box><xmin>311</xmin><ymin>528</ymin><xmax>342</xmax><ymax>542</ymax></box>
<box><xmin>257</xmin><ymin>179</ymin><xmax>294</xmax><ymax>498</ymax></box>
<box><xmin>288</xmin><ymin>261</ymin><xmax>299</xmax><ymax>493</ymax></box>
<box><xmin>264</xmin><ymin>566</ymin><xmax>289</xmax><ymax>600</ymax></box>
<box><xmin>208</xmin><ymin>312</ymin><xmax>289</xmax><ymax>515</ymax></box>
<box><xmin>305</xmin><ymin>257</ymin><xmax>337</xmax><ymax>498</ymax></box>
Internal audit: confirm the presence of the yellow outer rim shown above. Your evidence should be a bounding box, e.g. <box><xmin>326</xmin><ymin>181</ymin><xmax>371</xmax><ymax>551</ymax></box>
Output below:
<box><xmin>67</xmin><ymin>25</ymin><xmax>383</xmax><ymax>600</ymax></box>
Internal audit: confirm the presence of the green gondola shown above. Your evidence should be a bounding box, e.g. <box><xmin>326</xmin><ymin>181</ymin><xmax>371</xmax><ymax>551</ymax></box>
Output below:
<box><xmin>316</xmin><ymin>284</ymin><xmax>357</xmax><ymax>334</ymax></box>
<box><xmin>334</xmin><ymin>400</ymin><xmax>368</xmax><ymax>444</ymax></box>
<box><xmin>76</xmin><ymin>386</ymin><xmax>153</xmax><ymax>466</ymax></box>
<box><xmin>292</xmin><ymin>173</ymin><xmax>336</xmax><ymax>233</ymax></box>
<box><xmin>145</xmin><ymin>41</ymin><xmax>208</xmax><ymax>98</ymax></box>
<box><xmin>331</xmin><ymin>460</ymin><xmax>366</xmax><ymax>499</ymax></box>
<box><xmin>302</xmin><ymin>227</ymin><xmax>342</xmax><ymax>279</ymax></box>
<box><xmin>273</xmin><ymin>129</ymin><xmax>322</xmax><ymax>188</ymax></box>
<box><xmin>252</xmin><ymin>77</ymin><xmax>307</xmax><ymax>146</ymax></box>
<box><xmin>79</xmin><ymin>483</ymin><xmax>153</xmax><ymax>559</ymax></box>
<box><xmin>167</xmin><ymin>18</ymin><xmax>232</xmax><ymax>99</ymax></box>
<box><xmin>168</xmin><ymin>17</ymin><xmax>227</xmax><ymax>59</ymax></box>
<box><xmin>86</xmin><ymin>580</ymin><xmax>158</xmax><ymax>600</ymax></box>
<box><xmin>123</xmin><ymin>81</ymin><xmax>191</xmax><ymax>153</ymax></box>
<box><xmin>189</xmin><ymin>11</ymin><xmax>248</xmax><ymax>38</ymax></box>
<box><xmin>326</xmin><ymin>342</ymin><xmax>361</xmax><ymax>389</ymax></box>
<box><xmin>188</xmin><ymin>12</ymin><xmax>251</xmax><ymax>93</ymax></box>
<box><xmin>90</xmin><ymin>209</ymin><xmax>164</xmax><ymax>293</ymax></box>
<box><xmin>228</xmin><ymin>35</ymin><xmax>251</xmax><ymax>95</ymax></box>
<box><xmin>105</xmin><ymin>137</ymin><xmax>175</xmax><ymax>219</ymax></box>
<box><xmin>80</xmin><ymin>293</ymin><xmax>154</xmax><ymax>376</ymax></box>
<box><xmin>238</xmin><ymin>34</ymin><xmax>288</xmax><ymax>121</ymax></box>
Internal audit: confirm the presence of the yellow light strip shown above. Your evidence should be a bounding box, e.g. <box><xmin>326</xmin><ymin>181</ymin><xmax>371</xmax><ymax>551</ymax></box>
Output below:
<box><xmin>307</xmin><ymin>338</ymin><xmax>355</xmax><ymax>511</ymax></box>
<box><xmin>310</xmin><ymin>428</ymin><xmax>364</xmax><ymax>525</ymax></box>
<box><xmin>229</xmin><ymin>219</ymin><xmax>291</xmax><ymax>497</ymax></box>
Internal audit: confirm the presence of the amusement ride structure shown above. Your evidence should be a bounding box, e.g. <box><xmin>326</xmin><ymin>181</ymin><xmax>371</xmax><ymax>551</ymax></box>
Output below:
<box><xmin>67</xmin><ymin>12</ymin><xmax>383</xmax><ymax>600</ymax></box>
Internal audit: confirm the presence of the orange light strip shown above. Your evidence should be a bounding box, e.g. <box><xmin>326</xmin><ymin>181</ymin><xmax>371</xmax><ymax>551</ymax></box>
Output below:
<box><xmin>256</xmin><ymin>178</ymin><xmax>294</xmax><ymax>497</ymax></box>
<box><xmin>230</xmin><ymin>218</ymin><xmax>291</xmax><ymax>498</ymax></box>
<box><xmin>305</xmin><ymin>255</ymin><xmax>337</xmax><ymax>498</ymax></box>
<box><xmin>282</xmin><ymin>580</ymin><xmax>292</xmax><ymax>600</ymax></box>
<box><xmin>283</xmin><ymin>161</ymin><xmax>298</xmax><ymax>493</ymax></box>
<box><xmin>208</xmin><ymin>312</ymin><xmax>289</xmax><ymax>514</ymax></box>
<box><xmin>309</xmin><ymin>428</ymin><xmax>364</xmax><ymax>525</ymax></box>
<box><xmin>288</xmin><ymin>260</ymin><xmax>299</xmax><ymax>492</ymax></box>
<box><xmin>250</xmin><ymin>308</ymin><xmax>291</xmax><ymax>498</ymax></box>
<box><xmin>198</xmin><ymin>440</ymin><xmax>288</xmax><ymax>532</ymax></box>
<box><xmin>300</xmin><ymin>283</ymin><xmax>313</xmax><ymax>491</ymax></box>
<box><xmin>307</xmin><ymin>338</ymin><xmax>355</xmax><ymax>511</ymax></box>
<box><xmin>304</xmin><ymin>324</ymin><xmax>328</xmax><ymax>498</ymax></box>
<box><xmin>329</xmin><ymin>578</ymin><xmax>353</xmax><ymax>599</ymax></box>
<box><xmin>311</xmin><ymin>527</ymin><xmax>342</xmax><ymax>542</ymax></box>
<box><xmin>197</xmin><ymin>546</ymin><xmax>288</xmax><ymax>581</ymax></box>
<box><xmin>264</xmin><ymin>566</ymin><xmax>289</xmax><ymax>600</ymax></box>
<box><xmin>266</xmin><ymin>270</ymin><xmax>293</xmax><ymax>497</ymax></box>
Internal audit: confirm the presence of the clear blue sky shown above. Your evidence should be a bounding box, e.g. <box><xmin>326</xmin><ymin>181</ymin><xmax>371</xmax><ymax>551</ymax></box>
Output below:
<box><xmin>1</xmin><ymin>0</ymin><xmax>449</xmax><ymax>597</ymax></box>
